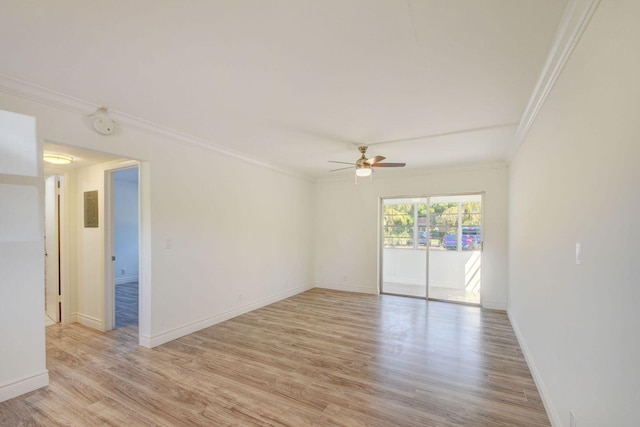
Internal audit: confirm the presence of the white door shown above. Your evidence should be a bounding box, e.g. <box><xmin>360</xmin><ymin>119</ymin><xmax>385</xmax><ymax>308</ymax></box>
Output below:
<box><xmin>45</xmin><ymin>175</ymin><xmax>60</xmax><ymax>322</ymax></box>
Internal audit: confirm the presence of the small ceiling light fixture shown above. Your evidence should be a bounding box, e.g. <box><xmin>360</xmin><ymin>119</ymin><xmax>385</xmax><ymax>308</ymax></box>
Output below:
<box><xmin>43</xmin><ymin>153</ymin><xmax>74</xmax><ymax>165</ymax></box>
<box><xmin>355</xmin><ymin>164</ymin><xmax>372</xmax><ymax>177</ymax></box>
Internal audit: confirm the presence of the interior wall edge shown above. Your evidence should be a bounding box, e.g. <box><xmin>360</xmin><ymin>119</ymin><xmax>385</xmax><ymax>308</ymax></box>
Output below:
<box><xmin>480</xmin><ymin>300</ymin><xmax>506</xmax><ymax>311</ymax></box>
<box><xmin>0</xmin><ymin>371</ymin><xmax>49</xmax><ymax>403</ymax></box>
<box><xmin>74</xmin><ymin>312</ymin><xmax>103</xmax><ymax>332</ymax></box>
<box><xmin>144</xmin><ymin>282</ymin><xmax>315</xmax><ymax>349</ymax></box>
<box><xmin>507</xmin><ymin>310</ymin><xmax>560</xmax><ymax>427</ymax></box>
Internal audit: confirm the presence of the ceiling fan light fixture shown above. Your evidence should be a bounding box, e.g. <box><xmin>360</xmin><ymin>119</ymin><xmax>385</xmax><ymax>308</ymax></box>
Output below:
<box><xmin>43</xmin><ymin>153</ymin><xmax>74</xmax><ymax>165</ymax></box>
<box><xmin>329</xmin><ymin>145</ymin><xmax>405</xmax><ymax>180</ymax></box>
<box><xmin>355</xmin><ymin>165</ymin><xmax>372</xmax><ymax>177</ymax></box>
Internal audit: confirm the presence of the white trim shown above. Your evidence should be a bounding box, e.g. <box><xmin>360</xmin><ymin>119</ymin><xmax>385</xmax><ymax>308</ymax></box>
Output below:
<box><xmin>0</xmin><ymin>371</ymin><xmax>49</xmax><ymax>402</ymax></box>
<box><xmin>0</xmin><ymin>73</ymin><xmax>311</xmax><ymax>182</ymax></box>
<box><xmin>139</xmin><ymin>333</ymin><xmax>153</xmax><ymax>348</ymax></box>
<box><xmin>58</xmin><ymin>172</ymin><xmax>72</xmax><ymax>325</ymax></box>
<box><xmin>138</xmin><ymin>162</ymin><xmax>152</xmax><ymax>347</ymax></box>
<box><xmin>75</xmin><ymin>312</ymin><xmax>103</xmax><ymax>331</ymax></box>
<box><xmin>481</xmin><ymin>300</ymin><xmax>506</xmax><ymax>311</ymax></box>
<box><xmin>510</xmin><ymin>0</ymin><xmax>602</xmax><ymax>161</ymax></box>
<box><xmin>104</xmin><ymin>168</ymin><xmax>116</xmax><ymax>332</ymax></box>
<box><xmin>315</xmin><ymin>282</ymin><xmax>379</xmax><ymax>295</ymax></box>
<box><xmin>508</xmin><ymin>311</ymin><xmax>560</xmax><ymax>427</ymax></box>
<box><xmin>140</xmin><ymin>282</ymin><xmax>314</xmax><ymax>348</ymax></box>
<box><xmin>0</xmin><ymin>73</ymin><xmax>93</xmax><ymax>114</ymax></box>
<box><xmin>115</xmin><ymin>275</ymin><xmax>139</xmax><ymax>285</ymax></box>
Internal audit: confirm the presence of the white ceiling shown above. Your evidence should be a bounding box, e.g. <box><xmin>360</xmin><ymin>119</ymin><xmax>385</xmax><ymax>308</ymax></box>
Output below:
<box><xmin>1</xmin><ymin>1</ymin><xmax>568</xmax><ymax>178</ymax></box>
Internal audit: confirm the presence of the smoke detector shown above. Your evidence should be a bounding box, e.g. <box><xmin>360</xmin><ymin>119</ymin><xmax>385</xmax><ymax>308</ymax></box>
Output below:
<box><xmin>91</xmin><ymin>107</ymin><xmax>116</xmax><ymax>135</ymax></box>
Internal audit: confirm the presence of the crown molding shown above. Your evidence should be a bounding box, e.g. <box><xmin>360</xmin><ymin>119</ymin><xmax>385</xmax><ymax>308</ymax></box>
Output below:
<box><xmin>0</xmin><ymin>73</ymin><xmax>94</xmax><ymax>114</ymax></box>
<box><xmin>0</xmin><ymin>73</ymin><xmax>312</xmax><ymax>182</ymax></box>
<box><xmin>367</xmin><ymin>122</ymin><xmax>519</xmax><ymax>147</ymax></box>
<box><xmin>510</xmin><ymin>0</ymin><xmax>602</xmax><ymax>161</ymax></box>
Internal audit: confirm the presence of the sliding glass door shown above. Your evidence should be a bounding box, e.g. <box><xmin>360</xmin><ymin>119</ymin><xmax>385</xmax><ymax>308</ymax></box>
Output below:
<box><xmin>381</xmin><ymin>194</ymin><xmax>482</xmax><ymax>305</ymax></box>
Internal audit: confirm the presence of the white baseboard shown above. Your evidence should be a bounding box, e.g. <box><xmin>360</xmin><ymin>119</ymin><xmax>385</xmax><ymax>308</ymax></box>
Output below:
<box><xmin>139</xmin><ymin>333</ymin><xmax>153</xmax><ymax>348</ymax></box>
<box><xmin>314</xmin><ymin>282</ymin><xmax>379</xmax><ymax>295</ymax></box>
<box><xmin>74</xmin><ymin>312</ymin><xmax>103</xmax><ymax>331</ymax></box>
<box><xmin>0</xmin><ymin>371</ymin><xmax>49</xmax><ymax>403</ymax></box>
<box><xmin>508</xmin><ymin>310</ymin><xmax>559</xmax><ymax>427</ymax></box>
<box><xmin>115</xmin><ymin>275</ymin><xmax>139</xmax><ymax>285</ymax></box>
<box><xmin>142</xmin><ymin>282</ymin><xmax>314</xmax><ymax>348</ymax></box>
<box><xmin>482</xmin><ymin>300</ymin><xmax>507</xmax><ymax>311</ymax></box>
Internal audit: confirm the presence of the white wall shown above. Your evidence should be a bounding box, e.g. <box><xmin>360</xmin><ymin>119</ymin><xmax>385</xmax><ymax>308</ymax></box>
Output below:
<box><xmin>508</xmin><ymin>1</ymin><xmax>640</xmax><ymax>426</ymax></box>
<box><xmin>71</xmin><ymin>160</ymin><xmax>136</xmax><ymax>330</ymax></box>
<box><xmin>0</xmin><ymin>110</ymin><xmax>48</xmax><ymax>401</ymax></box>
<box><xmin>73</xmin><ymin>162</ymin><xmax>107</xmax><ymax>329</ymax></box>
<box><xmin>315</xmin><ymin>164</ymin><xmax>508</xmax><ymax>309</ymax></box>
<box><xmin>114</xmin><ymin>169</ymin><xmax>139</xmax><ymax>285</ymax></box>
<box><xmin>147</xmin><ymin>147</ymin><xmax>315</xmax><ymax>346</ymax></box>
<box><xmin>0</xmin><ymin>90</ymin><xmax>315</xmax><ymax>356</ymax></box>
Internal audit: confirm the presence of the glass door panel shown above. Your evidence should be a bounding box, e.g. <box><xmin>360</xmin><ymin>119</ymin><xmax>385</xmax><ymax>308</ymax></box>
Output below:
<box><xmin>381</xmin><ymin>198</ymin><xmax>427</xmax><ymax>297</ymax></box>
<box><xmin>428</xmin><ymin>195</ymin><xmax>482</xmax><ymax>304</ymax></box>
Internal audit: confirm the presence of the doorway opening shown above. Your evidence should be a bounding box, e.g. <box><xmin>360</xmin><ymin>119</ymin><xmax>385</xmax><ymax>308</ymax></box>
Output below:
<box><xmin>380</xmin><ymin>193</ymin><xmax>483</xmax><ymax>305</ymax></box>
<box><xmin>110</xmin><ymin>167</ymin><xmax>140</xmax><ymax>329</ymax></box>
<box><xmin>42</xmin><ymin>141</ymin><xmax>149</xmax><ymax>346</ymax></box>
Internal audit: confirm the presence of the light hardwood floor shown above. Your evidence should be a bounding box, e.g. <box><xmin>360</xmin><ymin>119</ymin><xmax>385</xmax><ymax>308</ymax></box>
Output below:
<box><xmin>1</xmin><ymin>289</ymin><xmax>549</xmax><ymax>426</ymax></box>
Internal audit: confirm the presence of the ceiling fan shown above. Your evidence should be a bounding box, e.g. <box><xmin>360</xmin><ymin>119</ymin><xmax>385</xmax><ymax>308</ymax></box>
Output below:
<box><xmin>329</xmin><ymin>145</ymin><xmax>406</xmax><ymax>178</ymax></box>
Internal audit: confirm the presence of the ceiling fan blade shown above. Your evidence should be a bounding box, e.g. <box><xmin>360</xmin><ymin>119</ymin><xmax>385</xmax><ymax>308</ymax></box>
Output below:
<box><xmin>330</xmin><ymin>166</ymin><xmax>355</xmax><ymax>172</ymax></box>
<box><xmin>366</xmin><ymin>155</ymin><xmax>386</xmax><ymax>165</ymax></box>
<box><xmin>371</xmin><ymin>162</ymin><xmax>406</xmax><ymax>168</ymax></box>
<box><xmin>329</xmin><ymin>160</ymin><xmax>357</xmax><ymax>165</ymax></box>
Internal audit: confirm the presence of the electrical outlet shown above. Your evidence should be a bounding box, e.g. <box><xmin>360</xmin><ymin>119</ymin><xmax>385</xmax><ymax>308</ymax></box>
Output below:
<box><xmin>570</xmin><ymin>411</ymin><xmax>576</xmax><ymax>427</ymax></box>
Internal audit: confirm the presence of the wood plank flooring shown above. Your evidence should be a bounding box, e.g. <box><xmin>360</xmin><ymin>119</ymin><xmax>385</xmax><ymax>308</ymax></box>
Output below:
<box><xmin>115</xmin><ymin>281</ymin><xmax>138</xmax><ymax>328</ymax></box>
<box><xmin>0</xmin><ymin>289</ymin><xmax>550</xmax><ymax>426</ymax></box>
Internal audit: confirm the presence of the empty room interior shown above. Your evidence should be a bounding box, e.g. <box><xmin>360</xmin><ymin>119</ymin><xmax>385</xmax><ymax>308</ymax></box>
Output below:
<box><xmin>1</xmin><ymin>1</ymin><xmax>638</xmax><ymax>426</ymax></box>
